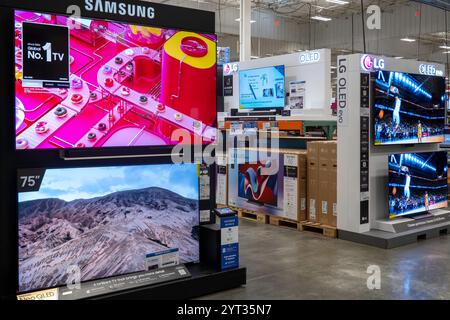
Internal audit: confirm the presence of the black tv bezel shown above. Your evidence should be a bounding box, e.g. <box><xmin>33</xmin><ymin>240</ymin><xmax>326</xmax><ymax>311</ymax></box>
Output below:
<box><xmin>0</xmin><ymin>0</ymin><xmax>216</xmax><ymax>300</ymax></box>
<box><xmin>371</xmin><ymin>70</ymin><xmax>447</xmax><ymax>147</ymax></box>
<box><xmin>16</xmin><ymin>161</ymin><xmax>203</xmax><ymax>295</ymax></box>
<box><xmin>387</xmin><ymin>151</ymin><xmax>449</xmax><ymax>220</ymax></box>
<box><xmin>6</xmin><ymin>0</ymin><xmax>217</xmax><ymax>160</ymax></box>
<box><xmin>238</xmin><ymin>64</ymin><xmax>286</xmax><ymax>111</ymax></box>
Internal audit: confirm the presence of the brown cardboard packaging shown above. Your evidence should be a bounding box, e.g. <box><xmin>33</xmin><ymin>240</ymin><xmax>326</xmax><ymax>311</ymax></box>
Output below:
<box><xmin>299</xmin><ymin>178</ymin><xmax>307</xmax><ymax>221</ymax></box>
<box><xmin>309</xmin><ymin>141</ymin><xmax>338</xmax><ymax>226</ymax></box>
<box><xmin>307</xmin><ymin>142</ymin><xmax>321</xmax><ymax>223</ymax></box>
<box><xmin>318</xmin><ymin>159</ymin><xmax>330</xmax><ymax>225</ymax></box>
<box><xmin>328</xmin><ymin>141</ymin><xmax>338</xmax><ymax>227</ymax></box>
<box><xmin>328</xmin><ymin>163</ymin><xmax>338</xmax><ymax>227</ymax></box>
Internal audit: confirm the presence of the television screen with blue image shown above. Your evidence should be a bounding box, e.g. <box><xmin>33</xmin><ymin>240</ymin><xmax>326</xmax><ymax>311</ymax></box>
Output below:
<box><xmin>388</xmin><ymin>152</ymin><xmax>448</xmax><ymax>219</ymax></box>
<box><xmin>239</xmin><ymin>65</ymin><xmax>285</xmax><ymax>109</ymax></box>
<box><xmin>373</xmin><ymin>71</ymin><xmax>446</xmax><ymax>146</ymax></box>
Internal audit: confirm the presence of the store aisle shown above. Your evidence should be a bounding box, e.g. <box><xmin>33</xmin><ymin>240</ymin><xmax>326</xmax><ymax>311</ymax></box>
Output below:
<box><xmin>200</xmin><ymin>219</ymin><xmax>450</xmax><ymax>300</ymax></box>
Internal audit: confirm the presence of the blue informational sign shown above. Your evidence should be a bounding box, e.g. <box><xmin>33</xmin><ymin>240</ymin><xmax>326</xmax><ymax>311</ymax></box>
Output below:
<box><xmin>220</xmin><ymin>216</ymin><xmax>239</xmax><ymax>270</ymax></box>
<box><xmin>239</xmin><ymin>65</ymin><xmax>285</xmax><ymax>109</ymax></box>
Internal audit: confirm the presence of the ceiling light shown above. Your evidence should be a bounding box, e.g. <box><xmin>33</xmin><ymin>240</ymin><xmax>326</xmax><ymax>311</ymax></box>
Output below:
<box><xmin>326</xmin><ymin>0</ymin><xmax>349</xmax><ymax>4</ymax></box>
<box><xmin>400</xmin><ymin>38</ymin><xmax>416</xmax><ymax>42</ymax></box>
<box><xmin>443</xmin><ymin>51</ymin><xmax>450</xmax><ymax>54</ymax></box>
<box><xmin>394</xmin><ymin>57</ymin><xmax>403</xmax><ymax>59</ymax></box>
<box><xmin>235</xmin><ymin>18</ymin><xmax>256</xmax><ymax>23</ymax></box>
<box><xmin>311</xmin><ymin>15</ymin><xmax>332</xmax><ymax>22</ymax></box>
<box><xmin>440</xmin><ymin>45</ymin><xmax>450</xmax><ymax>49</ymax></box>
<box><xmin>330</xmin><ymin>66</ymin><xmax>337</xmax><ymax>69</ymax></box>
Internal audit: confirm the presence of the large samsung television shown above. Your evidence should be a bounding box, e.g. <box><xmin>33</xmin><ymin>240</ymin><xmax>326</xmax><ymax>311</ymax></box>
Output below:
<box><xmin>238</xmin><ymin>161</ymin><xmax>279</xmax><ymax>207</ymax></box>
<box><xmin>388</xmin><ymin>152</ymin><xmax>448</xmax><ymax>219</ymax></box>
<box><xmin>372</xmin><ymin>70</ymin><xmax>446</xmax><ymax>146</ymax></box>
<box><xmin>14</xmin><ymin>10</ymin><xmax>217</xmax><ymax>150</ymax></box>
<box><xmin>239</xmin><ymin>65</ymin><xmax>285</xmax><ymax>110</ymax></box>
<box><xmin>17</xmin><ymin>163</ymin><xmax>199</xmax><ymax>293</ymax></box>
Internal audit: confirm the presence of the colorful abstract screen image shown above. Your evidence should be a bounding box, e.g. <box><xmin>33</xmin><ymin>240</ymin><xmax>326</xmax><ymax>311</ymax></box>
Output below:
<box><xmin>388</xmin><ymin>152</ymin><xmax>448</xmax><ymax>219</ymax></box>
<box><xmin>18</xmin><ymin>164</ymin><xmax>199</xmax><ymax>293</ymax></box>
<box><xmin>373</xmin><ymin>71</ymin><xmax>446</xmax><ymax>146</ymax></box>
<box><xmin>239</xmin><ymin>65</ymin><xmax>285</xmax><ymax>109</ymax></box>
<box><xmin>238</xmin><ymin>161</ymin><xmax>279</xmax><ymax>207</ymax></box>
<box><xmin>15</xmin><ymin>10</ymin><xmax>217</xmax><ymax>150</ymax></box>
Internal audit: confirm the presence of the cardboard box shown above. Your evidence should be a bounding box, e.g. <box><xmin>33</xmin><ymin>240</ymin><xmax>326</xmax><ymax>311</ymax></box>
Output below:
<box><xmin>318</xmin><ymin>160</ymin><xmax>330</xmax><ymax>226</ymax></box>
<box><xmin>227</xmin><ymin>148</ymin><xmax>285</xmax><ymax>218</ymax></box>
<box><xmin>328</xmin><ymin>163</ymin><xmax>338</xmax><ymax>227</ymax></box>
<box><xmin>307</xmin><ymin>141</ymin><xmax>338</xmax><ymax>226</ymax></box>
<box><xmin>307</xmin><ymin>142</ymin><xmax>321</xmax><ymax>223</ymax></box>
<box><xmin>299</xmin><ymin>178</ymin><xmax>307</xmax><ymax>221</ymax></box>
<box><xmin>282</xmin><ymin>151</ymin><xmax>307</xmax><ymax>222</ymax></box>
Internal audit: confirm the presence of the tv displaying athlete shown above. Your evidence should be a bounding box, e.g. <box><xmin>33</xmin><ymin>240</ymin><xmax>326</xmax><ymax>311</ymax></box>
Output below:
<box><xmin>417</xmin><ymin>121</ymin><xmax>423</xmax><ymax>143</ymax></box>
<box><xmin>373</xmin><ymin>71</ymin><xmax>445</xmax><ymax>146</ymax></box>
<box><xmin>388</xmin><ymin>152</ymin><xmax>448</xmax><ymax>219</ymax></box>
<box><xmin>402</xmin><ymin>166</ymin><xmax>411</xmax><ymax>200</ymax></box>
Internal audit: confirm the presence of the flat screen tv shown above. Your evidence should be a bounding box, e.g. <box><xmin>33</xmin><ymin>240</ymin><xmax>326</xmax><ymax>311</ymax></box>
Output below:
<box><xmin>372</xmin><ymin>70</ymin><xmax>446</xmax><ymax>146</ymax></box>
<box><xmin>238</xmin><ymin>161</ymin><xmax>279</xmax><ymax>206</ymax></box>
<box><xmin>388</xmin><ymin>152</ymin><xmax>448</xmax><ymax>219</ymax></box>
<box><xmin>14</xmin><ymin>10</ymin><xmax>217</xmax><ymax>150</ymax></box>
<box><xmin>239</xmin><ymin>65</ymin><xmax>285</xmax><ymax>110</ymax></box>
<box><xmin>18</xmin><ymin>163</ymin><xmax>199</xmax><ymax>293</ymax></box>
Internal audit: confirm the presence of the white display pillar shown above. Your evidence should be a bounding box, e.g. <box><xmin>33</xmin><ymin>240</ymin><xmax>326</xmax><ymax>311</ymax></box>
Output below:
<box><xmin>337</xmin><ymin>53</ymin><xmax>447</xmax><ymax>236</ymax></box>
<box><xmin>239</xmin><ymin>0</ymin><xmax>251</xmax><ymax>62</ymax></box>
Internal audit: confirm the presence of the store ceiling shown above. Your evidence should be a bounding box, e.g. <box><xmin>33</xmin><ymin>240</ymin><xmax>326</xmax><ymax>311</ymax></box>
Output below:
<box><xmin>179</xmin><ymin>0</ymin><xmax>410</xmax><ymax>22</ymax></box>
<box><xmin>413</xmin><ymin>0</ymin><xmax>450</xmax><ymax>11</ymax></box>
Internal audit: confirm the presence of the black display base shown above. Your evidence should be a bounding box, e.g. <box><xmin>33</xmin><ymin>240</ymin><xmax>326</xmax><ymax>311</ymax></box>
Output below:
<box><xmin>92</xmin><ymin>265</ymin><xmax>246</xmax><ymax>300</ymax></box>
<box><xmin>339</xmin><ymin>221</ymin><xmax>450</xmax><ymax>249</ymax></box>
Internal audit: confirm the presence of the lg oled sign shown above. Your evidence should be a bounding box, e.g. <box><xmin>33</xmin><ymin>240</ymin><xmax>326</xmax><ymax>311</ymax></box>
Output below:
<box><xmin>361</xmin><ymin>55</ymin><xmax>385</xmax><ymax>72</ymax></box>
<box><xmin>299</xmin><ymin>51</ymin><xmax>321</xmax><ymax>65</ymax></box>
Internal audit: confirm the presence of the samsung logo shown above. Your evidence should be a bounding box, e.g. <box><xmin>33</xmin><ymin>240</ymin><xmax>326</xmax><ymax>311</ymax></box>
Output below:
<box><xmin>84</xmin><ymin>0</ymin><xmax>155</xmax><ymax>19</ymax></box>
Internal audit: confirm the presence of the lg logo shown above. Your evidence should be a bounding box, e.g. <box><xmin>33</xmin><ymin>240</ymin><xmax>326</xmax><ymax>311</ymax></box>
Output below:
<box><xmin>361</xmin><ymin>55</ymin><xmax>385</xmax><ymax>72</ymax></box>
<box><xmin>224</xmin><ymin>63</ymin><xmax>239</xmax><ymax>75</ymax></box>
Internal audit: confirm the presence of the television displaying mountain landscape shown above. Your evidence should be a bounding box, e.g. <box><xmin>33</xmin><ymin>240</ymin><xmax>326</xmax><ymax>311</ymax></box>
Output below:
<box><xmin>18</xmin><ymin>164</ymin><xmax>199</xmax><ymax>293</ymax></box>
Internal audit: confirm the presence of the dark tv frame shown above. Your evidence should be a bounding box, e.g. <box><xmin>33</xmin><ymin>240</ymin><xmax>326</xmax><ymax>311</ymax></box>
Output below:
<box><xmin>371</xmin><ymin>70</ymin><xmax>446</xmax><ymax>147</ymax></box>
<box><xmin>387</xmin><ymin>151</ymin><xmax>449</xmax><ymax>220</ymax></box>
<box><xmin>239</xmin><ymin>64</ymin><xmax>286</xmax><ymax>111</ymax></box>
<box><xmin>16</xmin><ymin>161</ymin><xmax>203</xmax><ymax>295</ymax></box>
<box><xmin>237</xmin><ymin>162</ymin><xmax>279</xmax><ymax>208</ymax></box>
<box><xmin>0</xmin><ymin>0</ymin><xmax>217</xmax><ymax>300</ymax></box>
<box><xmin>4</xmin><ymin>0</ymin><xmax>217</xmax><ymax>159</ymax></box>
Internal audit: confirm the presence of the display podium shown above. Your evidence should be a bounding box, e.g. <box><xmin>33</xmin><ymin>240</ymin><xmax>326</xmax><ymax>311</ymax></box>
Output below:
<box><xmin>337</xmin><ymin>54</ymin><xmax>450</xmax><ymax>248</ymax></box>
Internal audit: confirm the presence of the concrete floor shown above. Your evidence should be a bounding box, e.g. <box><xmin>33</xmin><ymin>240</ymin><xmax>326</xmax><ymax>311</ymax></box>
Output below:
<box><xmin>201</xmin><ymin>219</ymin><xmax>450</xmax><ymax>300</ymax></box>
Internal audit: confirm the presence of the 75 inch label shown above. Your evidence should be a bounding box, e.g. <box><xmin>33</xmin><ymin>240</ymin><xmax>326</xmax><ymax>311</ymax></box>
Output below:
<box><xmin>17</xmin><ymin>169</ymin><xmax>46</xmax><ymax>193</ymax></box>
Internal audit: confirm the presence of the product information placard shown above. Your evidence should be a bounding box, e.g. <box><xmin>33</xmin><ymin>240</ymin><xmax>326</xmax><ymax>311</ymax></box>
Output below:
<box><xmin>22</xmin><ymin>22</ymin><xmax>70</xmax><ymax>88</ymax></box>
<box><xmin>220</xmin><ymin>216</ymin><xmax>239</xmax><ymax>270</ymax></box>
<box><xmin>289</xmin><ymin>81</ymin><xmax>306</xmax><ymax>110</ymax></box>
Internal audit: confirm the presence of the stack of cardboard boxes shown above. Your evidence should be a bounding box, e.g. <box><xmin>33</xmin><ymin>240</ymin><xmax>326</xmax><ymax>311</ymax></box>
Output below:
<box><xmin>307</xmin><ymin>141</ymin><xmax>337</xmax><ymax>227</ymax></box>
<box><xmin>224</xmin><ymin>143</ymin><xmax>336</xmax><ymax>228</ymax></box>
<box><xmin>279</xmin><ymin>149</ymin><xmax>307</xmax><ymax>222</ymax></box>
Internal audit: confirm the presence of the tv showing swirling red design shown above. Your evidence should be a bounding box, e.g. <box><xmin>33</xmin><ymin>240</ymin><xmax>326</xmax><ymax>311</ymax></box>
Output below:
<box><xmin>238</xmin><ymin>161</ymin><xmax>278</xmax><ymax>207</ymax></box>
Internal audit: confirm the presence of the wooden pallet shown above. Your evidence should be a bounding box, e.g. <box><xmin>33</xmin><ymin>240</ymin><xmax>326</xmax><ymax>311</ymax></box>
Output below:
<box><xmin>269</xmin><ymin>216</ymin><xmax>299</xmax><ymax>230</ymax></box>
<box><xmin>232</xmin><ymin>207</ymin><xmax>269</xmax><ymax>224</ymax></box>
<box><xmin>298</xmin><ymin>221</ymin><xmax>337</xmax><ymax>238</ymax></box>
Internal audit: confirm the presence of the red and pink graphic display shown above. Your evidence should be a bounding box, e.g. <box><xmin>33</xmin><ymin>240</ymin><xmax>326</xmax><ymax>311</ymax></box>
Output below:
<box><xmin>15</xmin><ymin>11</ymin><xmax>217</xmax><ymax>150</ymax></box>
